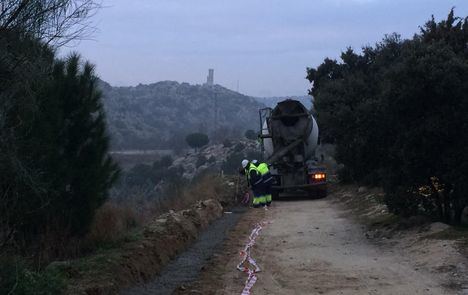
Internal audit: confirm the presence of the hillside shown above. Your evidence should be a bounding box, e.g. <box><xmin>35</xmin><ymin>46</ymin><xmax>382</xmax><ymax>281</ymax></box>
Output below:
<box><xmin>100</xmin><ymin>80</ymin><xmax>265</xmax><ymax>150</ymax></box>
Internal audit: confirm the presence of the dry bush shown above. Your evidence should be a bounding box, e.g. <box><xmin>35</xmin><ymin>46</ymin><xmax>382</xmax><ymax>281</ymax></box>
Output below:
<box><xmin>85</xmin><ymin>174</ymin><xmax>232</xmax><ymax>249</ymax></box>
<box><xmin>34</xmin><ymin>225</ymin><xmax>82</xmax><ymax>266</ymax></box>
<box><xmin>158</xmin><ymin>175</ymin><xmax>226</xmax><ymax>214</ymax></box>
<box><xmin>29</xmin><ymin>199</ymin><xmax>149</xmax><ymax>260</ymax></box>
<box><xmin>86</xmin><ymin>202</ymin><xmax>143</xmax><ymax>247</ymax></box>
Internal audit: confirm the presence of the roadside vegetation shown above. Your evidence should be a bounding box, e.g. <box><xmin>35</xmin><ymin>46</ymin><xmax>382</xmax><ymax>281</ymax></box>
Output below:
<box><xmin>85</xmin><ymin>174</ymin><xmax>232</xmax><ymax>250</ymax></box>
<box><xmin>0</xmin><ymin>3</ymin><xmax>249</xmax><ymax>291</ymax></box>
<box><xmin>0</xmin><ymin>1</ymin><xmax>123</xmax><ymax>293</ymax></box>
<box><xmin>0</xmin><ymin>2</ymin><xmax>231</xmax><ymax>294</ymax></box>
<box><xmin>185</xmin><ymin>132</ymin><xmax>210</xmax><ymax>151</ymax></box>
<box><xmin>308</xmin><ymin>10</ymin><xmax>468</xmax><ymax>225</ymax></box>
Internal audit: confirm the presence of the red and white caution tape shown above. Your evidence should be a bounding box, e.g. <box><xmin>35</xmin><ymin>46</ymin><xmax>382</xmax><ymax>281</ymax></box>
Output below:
<box><xmin>237</xmin><ymin>222</ymin><xmax>267</xmax><ymax>295</ymax></box>
<box><xmin>241</xmin><ymin>272</ymin><xmax>257</xmax><ymax>295</ymax></box>
<box><xmin>241</xmin><ymin>192</ymin><xmax>251</xmax><ymax>204</ymax></box>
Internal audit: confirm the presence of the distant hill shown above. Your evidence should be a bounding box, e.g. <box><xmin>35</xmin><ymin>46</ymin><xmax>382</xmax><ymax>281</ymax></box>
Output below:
<box><xmin>255</xmin><ymin>95</ymin><xmax>313</xmax><ymax>110</ymax></box>
<box><xmin>99</xmin><ymin>80</ymin><xmax>265</xmax><ymax>150</ymax></box>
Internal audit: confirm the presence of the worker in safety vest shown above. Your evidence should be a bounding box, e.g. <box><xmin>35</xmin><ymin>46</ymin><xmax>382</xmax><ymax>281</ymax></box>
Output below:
<box><xmin>253</xmin><ymin>160</ymin><xmax>274</xmax><ymax>206</ymax></box>
<box><xmin>241</xmin><ymin>159</ymin><xmax>266</xmax><ymax>208</ymax></box>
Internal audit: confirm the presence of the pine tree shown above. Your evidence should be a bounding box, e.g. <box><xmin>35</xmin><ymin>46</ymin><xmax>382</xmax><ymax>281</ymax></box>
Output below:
<box><xmin>44</xmin><ymin>54</ymin><xmax>120</xmax><ymax>236</ymax></box>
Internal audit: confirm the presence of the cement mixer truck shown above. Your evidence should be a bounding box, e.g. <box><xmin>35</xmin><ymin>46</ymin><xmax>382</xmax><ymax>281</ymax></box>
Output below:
<box><xmin>259</xmin><ymin>99</ymin><xmax>327</xmax><ymax>198</ymax></box>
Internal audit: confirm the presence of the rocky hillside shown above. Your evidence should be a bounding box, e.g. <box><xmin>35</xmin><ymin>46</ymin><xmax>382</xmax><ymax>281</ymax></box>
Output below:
<box><xmin>171</xmin><ymin>140</ymin><xmax>260</xmax><ymax>180</ymax></box>
<box><xmin>99</xmin><ymin>80</ymin><xmax>265</xmax><ymax>150</ymax></box>
<box><xmin>112</xmin><ymin>139</ymin><xmax>261</xmax><ymax>201</ymax></box>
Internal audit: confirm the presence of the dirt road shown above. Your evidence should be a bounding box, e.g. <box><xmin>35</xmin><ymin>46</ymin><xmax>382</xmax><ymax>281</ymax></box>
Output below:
<box><xmin>177</xmin><ymin>192</ymin><xmax>468</xmax><ymax>294</ymax></box>
<box><xmin>230</xmin><ymin>200</ymin><xmax>446</xmax><ymax>294</ymax></box>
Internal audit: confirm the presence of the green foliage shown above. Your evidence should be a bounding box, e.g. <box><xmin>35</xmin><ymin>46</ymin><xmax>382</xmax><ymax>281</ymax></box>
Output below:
<box><xmin>185</xmin><ymin>133</ymin><xmax>209</xmax><ymax>149</ymax></box>
<box><xmin>244</xmin><ymin>129</ymin><xmax>257</xmax><ymax>140</ymax></box>
<box><xmin>196</xmin><ymin>155</ymin><xmax>207</xmax><ymax>168</ymax></box>
<box><xmin>0</xmin><ymin>33</ymin><xmax>119</xmax><ymax>254</ymax></box>
<box><xmin>123</xmin><ymin>159</ymin><xmax>181</xmax><ymax>189</ymax></box>
<box><xmin>118</xmin><ymin>155</ymin><xmax>183</xmax><ymax>194</ymax></box>
<box><xmin>158</xmin><ymin>155</ymin><xmax>174</xmax><ymax>168</ymax></box>
<box><xmin>164</xmin><ymin>165</ymin><xmax>185</xmax><ymax>185</ymax></box>
<box><xmin>44</xmin><ymin>54</ymin><xmax>120</xmax><ymax>236</ymax></box>
<box><xmin>104</xmin><ymin>82</ymin><xmax>263</xmax><ymax>150</ymax></box>
<box><xmin>208</xmin><ymin>156</ymin><xmax>216</xmax><ymax>163</ymax></box>
<box><xmin>246</xmin><ymin>150</ymin><xmax>263</xmax><ymax>162</ymax></box>
<box><xmin>126</xmin><ymin>164</ymin><xmax>155</xmax><ymax>187</ymax></box>
<box><xmin>222</xmin><ymin>152</ymin><xmax>245</xmax><ymax>174</ymax></box>
<box><xmin>307</xmin><ymin>10</ymin><xmax>468</xmax><ymax>224</ymax></box>
<box><xmin>0</xmin><ymin>0</ymin><xmax>99</xmax><ymax>47</ymax></box>
<box><xmin>233</xmin><ymin>142</ymin><xmax>245</xmax><ymax>152</ymax></box>
<box><xmin>0</xmin><ymin>257</ymin><xmax>66</xmax><ymax>295</ymax></box>
<box><xmin>222</xmin><ymin>138</ymin><xmax>233</xmax><ymax>148</ymax></box>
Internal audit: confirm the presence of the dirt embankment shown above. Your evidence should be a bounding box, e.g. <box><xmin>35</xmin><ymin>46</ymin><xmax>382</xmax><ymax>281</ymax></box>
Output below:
<box><xmin>175</xmin><ymin>185</ymin><xmax>468</xmax><ymax>295</ymax></box>
<box><xmin>47</xmin><ymin>174</ymin><xmax>244</xmax><ymax>295</ymax></box>
<box><xmin>332</xmin><ymin>185</ymin><xmax>468</xmax><ymax>293</ymax></box>
<box><xmin>59</xmin><ymin>199</ymin><xmax>223</xmax><ymax>294</ymax></box>
<box><xmin>57</xmin><ymin>199</ymin><xmax>223</xmax><ymax>294</ymax></box>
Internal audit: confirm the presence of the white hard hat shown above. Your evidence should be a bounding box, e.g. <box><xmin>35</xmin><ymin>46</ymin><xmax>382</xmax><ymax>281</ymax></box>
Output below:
<box><xmin>241</xmin><ymin>159</ymin><xmax>249</xmax><ymax>169</ymax></box>
<box><xmin>252</xmin><ymin>159</ymin><xmax>258</xmax><ymax>164</ymax></box>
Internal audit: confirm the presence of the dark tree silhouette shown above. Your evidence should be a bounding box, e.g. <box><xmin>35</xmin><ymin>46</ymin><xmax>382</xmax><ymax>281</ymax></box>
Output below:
<box><xmin>307</xmin><ymin>9</ymin><xmax>468</xmax><ymax>224</ymax></box>
<box><xmin>185</xmin><ymin>133</ymin><xmax>209</xmax><ymax>150</ymax></box>
<box><xmin>244</xmin><ymin>129</ymin><xmax>257</xmax><ymax>140</ymax></box>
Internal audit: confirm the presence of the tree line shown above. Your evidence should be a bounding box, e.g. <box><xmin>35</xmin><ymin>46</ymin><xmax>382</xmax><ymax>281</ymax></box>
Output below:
<box><xmin>308</xmin><ymin>10</ymin><xmax>468</xmax><ymax>224</ymax></box>
<box><xmin>0</xmin><ymin>0</ymin><xmax>119</xmax><ymax>260</ymax></box>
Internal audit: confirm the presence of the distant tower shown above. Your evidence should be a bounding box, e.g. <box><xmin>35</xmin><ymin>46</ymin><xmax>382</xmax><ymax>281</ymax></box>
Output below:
<box><xmin>206</xmin><ymin>69</ymin><xmax>214</xmax><ymax>86</ymax></box>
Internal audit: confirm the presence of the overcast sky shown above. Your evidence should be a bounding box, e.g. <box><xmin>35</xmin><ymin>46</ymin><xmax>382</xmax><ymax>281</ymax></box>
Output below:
<box><xmin>64</xmin><ymin>0</ymin><xmax>468</xmax><ymax>97</ymax></box>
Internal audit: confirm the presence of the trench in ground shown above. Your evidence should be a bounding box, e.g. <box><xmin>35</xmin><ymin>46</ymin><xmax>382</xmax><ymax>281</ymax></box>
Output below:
<box><xmin>121</xmin><ymin>207</ymin><xmax>246</xmax><ymax>295</ymax></box>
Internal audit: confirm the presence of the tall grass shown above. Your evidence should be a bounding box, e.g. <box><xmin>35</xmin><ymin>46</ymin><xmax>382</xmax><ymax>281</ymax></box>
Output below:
<box><xmin>85</xmin><ymin>174</ymin><xmax>227</xmax><ymax>248</ymax></box>
<box><xmin>0</xmin><ymin>174</ymin><xmax>231</xmax><ymax>293</ymax></box>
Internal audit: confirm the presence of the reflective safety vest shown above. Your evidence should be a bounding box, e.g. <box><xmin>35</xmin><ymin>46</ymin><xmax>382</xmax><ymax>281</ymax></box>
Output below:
<box><xmin>256</xmin><ymin>163</ymin><xmax>269</xmax><ymax>175</ymax></box>
<box><xmin>257</xmin><ymin>162</ymin><xmax>273</xmax><ymax>185</ymax></box>
<box><xmin>246</xmin><ymin>164</ymin><xmax>262</xmax><ymax>187</ymax></box>
<box><xmin>246</xmin><ymin>163</ymin><xmax>259</xmax><ymax>179</ymax></box>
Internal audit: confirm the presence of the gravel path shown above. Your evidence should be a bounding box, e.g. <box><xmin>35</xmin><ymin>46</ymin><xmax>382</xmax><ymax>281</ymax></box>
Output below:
<box><xmin>238</xmin><ymin>200</ymin><xmax>451</xmax><ymax>294</ymax></box>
